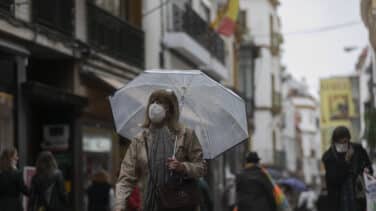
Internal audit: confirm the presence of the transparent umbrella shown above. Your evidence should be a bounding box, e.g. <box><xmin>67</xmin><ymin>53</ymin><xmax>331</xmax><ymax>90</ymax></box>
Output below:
<box><xmin>109</xmin><ymin>69</ymin><xmax>249</xmax><ymax>159</ymax></box>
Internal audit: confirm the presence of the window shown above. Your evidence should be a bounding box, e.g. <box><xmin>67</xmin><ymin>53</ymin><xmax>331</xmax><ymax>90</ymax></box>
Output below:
<box><xmin>270</xmin><ymin>15</ymin><xmax>274</xmax><ymax>46</ymax></box>
<box><xmin>90</xmin><ymin>0</ymin><xmax>128</xmax><ymax>20</ymax></box>
<box><xmin>201</xmin><ymin>2</ymin><xmax>211</xmax><ymax>23</ymax></box>
<box><xmin>82</xmin><ymin>126</ymin><xmax>114</xmax><ymax>194</ymax></box>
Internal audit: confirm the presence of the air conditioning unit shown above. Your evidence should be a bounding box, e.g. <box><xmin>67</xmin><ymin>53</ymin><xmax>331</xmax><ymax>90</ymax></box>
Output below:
<box><xmin>41</xmin><ymin>124</ymin><xmax>70</xmax><ymax>151</ymax></box>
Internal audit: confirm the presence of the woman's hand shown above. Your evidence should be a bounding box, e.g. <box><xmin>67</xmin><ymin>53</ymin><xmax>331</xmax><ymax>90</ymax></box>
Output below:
<box><xmin>167</xmin><ymin>157</ymin><xmax>186</xmax><ymax>173</ymax></box>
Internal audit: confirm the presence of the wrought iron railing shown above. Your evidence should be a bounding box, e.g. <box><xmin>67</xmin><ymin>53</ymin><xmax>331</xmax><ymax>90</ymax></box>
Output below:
<box><xmin>0</xmin><ymin>0</ymin><xmax>12</xmax><ymax>14</ymax></box>
<box><xmin>33</xmin><ymin>0</ymin><xmax>74</xmax><ymax>35</ymax></box>
<box><xmin>87</xmin><ymin>3</ymin><xmax>144</xmax><ymax>68</ymax></box>
<box><xmin>172</xmin><ymin>4</ymin><xmax>225</xmax><ymax>64</ymax></box>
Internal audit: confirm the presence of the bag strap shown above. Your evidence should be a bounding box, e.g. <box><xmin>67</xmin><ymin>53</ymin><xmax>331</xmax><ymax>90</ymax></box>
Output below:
<box><xmin>144</xmin><ymin>134</ymin><xmax>179</xmax><ymax>188</ymax></box>
<box><xmin>144</xmin><ymin>139</ymin><xmax>155</xmax><ymax>184</ymax></box>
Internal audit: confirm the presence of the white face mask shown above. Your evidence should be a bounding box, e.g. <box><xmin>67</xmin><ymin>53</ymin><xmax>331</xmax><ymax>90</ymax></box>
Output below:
<box><xmin>335</xmin><ymin>143</ymin><xmax>348</xmax><ymax>153</ymax></box>
<box><xmin>148</xmin><ymin>103</ymin><xmax>166</xmax><ymax>123</ymax></box>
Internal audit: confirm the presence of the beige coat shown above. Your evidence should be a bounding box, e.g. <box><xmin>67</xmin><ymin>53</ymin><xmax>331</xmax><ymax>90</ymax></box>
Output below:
<box><xmin>115</xmin><ymin>127</ymin><xmax>205</xmax><ymax>210</ymax></box>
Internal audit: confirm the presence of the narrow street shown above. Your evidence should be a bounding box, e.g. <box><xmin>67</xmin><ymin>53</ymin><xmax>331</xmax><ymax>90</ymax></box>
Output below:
<box><xmin>0</xmin><ymin>0</ymin><xmax>375</xmax><ymax>211</ymax></box>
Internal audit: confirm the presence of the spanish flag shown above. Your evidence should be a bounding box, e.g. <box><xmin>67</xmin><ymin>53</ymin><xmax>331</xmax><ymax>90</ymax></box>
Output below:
<box><xmin>212</xmin><ymin>0</ymin><xmax>239</xmax><ymax>36</ymax></box>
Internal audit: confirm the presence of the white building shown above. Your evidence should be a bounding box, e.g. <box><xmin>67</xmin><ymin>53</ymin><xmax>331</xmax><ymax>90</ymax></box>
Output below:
<box><xmin>240</xmin><ymin>0</ymin><xmax>283</xmax><ymax>165</ymax></box>
<box><xmin>282</xmin><ymin>74</ymin><xmax>321</xmax><ymax>185</ymax></box>
<box><xmin>143</xmin><ymin>0</ymin><xmax>232</xmax><ymax>83</ymax></box>
<box><xmin>355</xmin><ymin>47</ymin><xmax>373</xmax><ymax>143</ymax></box>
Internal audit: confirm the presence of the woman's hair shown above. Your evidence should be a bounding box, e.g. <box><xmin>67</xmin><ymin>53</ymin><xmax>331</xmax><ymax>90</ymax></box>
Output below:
<box><xmin>92</xmin><ymin>169</ymin><xmax>110</xmax><ymax>184</ymax></box>
<box><xmin>331</xmin><ymin>126</ymin><xmax>351</xmax><ymax>143</ymax></box>
<box><xmin>35</xmin><ymin>151</ymin><xmax>58</xmax><ymax>176</ymax></box>
<box><xmin>142</xmin><ymin>89</ymin><xmax>182</xmax><ymax>132</ymax></box>
<box><xmin>0</xmin><ymin>147</ymin><xmax>17</xmax><ymax>171</ymax></box>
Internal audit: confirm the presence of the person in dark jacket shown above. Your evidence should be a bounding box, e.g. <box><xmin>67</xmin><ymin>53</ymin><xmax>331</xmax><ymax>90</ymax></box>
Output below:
<box><xmin>0</xmin><ymin>148</ymin><xmax>29</xmax><ymax>211</ymax></box>
<box><xmin>236</xmin><ymin>151</ymin><xmax>277</xmax><ymax>211</ymax></box>
<box><xmin>28</xmin><ymin>151</ymin><xmax>68</xmax><ymax>211</ymax></box>
<box><xmin>87</xmin><ymin>170</ymin><xmax>114</xmax><ymax>211</ymax></box>
<box><xmin>316</xmin><ymin>187</ymin><xmax>330</xmax><ymax>211</ymax></box>
<box><xmin>322</xmin><ymin>126</ymin><xmax>373</xmax><ymax>211</ymax></box>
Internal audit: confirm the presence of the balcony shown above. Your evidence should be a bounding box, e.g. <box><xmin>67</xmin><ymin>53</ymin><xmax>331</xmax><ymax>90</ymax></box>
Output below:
<box><xmin>33</xmin><ymin>0</ymin><xmax>74</xmax><ymax>35</ymax></box>
<box><xmin>0</xmin><ymin>0</ymin><xmax>12</xmax><ymax>14</ymax></box>
<box><xmin>271</xmin><ymin>32</ymin><xmax>283</xmax><ymax>56</ymax></box>
<box><xmin>87</xmin><ymin>3</ymin><xmax>144</xmax><ymax>68</ymax></box>
<box><xmin>163</xmin><ymin>4</ymin><xmax>228</xmax><ymax>80</ymax></box>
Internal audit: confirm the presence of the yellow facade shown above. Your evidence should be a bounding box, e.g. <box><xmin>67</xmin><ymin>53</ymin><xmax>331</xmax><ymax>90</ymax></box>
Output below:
<box><xmin>320</xmin><ymin>78</ymin><xmax>358</xmax><ymax>152</ymax></box>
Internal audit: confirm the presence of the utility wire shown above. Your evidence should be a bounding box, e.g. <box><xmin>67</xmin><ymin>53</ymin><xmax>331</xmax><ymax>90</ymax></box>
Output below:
<box><xmin>143</xmin><ymin>0</ymin><xmax>170</xmax><ymax>17</ymax></box>
<box><xmin>253</xmin><ymin>21</ymin><xmax>362</xmax><ymax>38</ymax></box>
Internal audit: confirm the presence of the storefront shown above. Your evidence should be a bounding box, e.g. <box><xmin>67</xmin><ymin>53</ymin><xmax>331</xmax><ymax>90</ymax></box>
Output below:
<box><xmin>0</xmin><ymin>49</ymin><xmax>26</xmax><ymax>153</ymax></box>
<box><xmin>82</xmin><ymin>125</ymin><xmax>114</xmax><ymax>187</ymax></box>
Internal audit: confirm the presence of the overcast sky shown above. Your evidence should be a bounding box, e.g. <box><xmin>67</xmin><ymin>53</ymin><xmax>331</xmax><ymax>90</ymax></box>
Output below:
<box><xmin>278</xmin><ymin>0</ymin><xmax>368</xmax><ymax>98</ymax></box>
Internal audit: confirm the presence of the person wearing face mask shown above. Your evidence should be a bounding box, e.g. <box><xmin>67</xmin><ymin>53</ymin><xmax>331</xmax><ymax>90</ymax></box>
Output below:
<box><xmin>0</xmin><ymin>148</ymin><xmax>29</xmax><ymax>211</ymax></box>
<box><xmin>114</xmin><ymin>89</ymin><xmax>205</xmax><ymax>211</ymax></box>
<box><xmin>322</xmin><ymin>126</ymin><xmax>373</xmax><ymax>211</ymax></box>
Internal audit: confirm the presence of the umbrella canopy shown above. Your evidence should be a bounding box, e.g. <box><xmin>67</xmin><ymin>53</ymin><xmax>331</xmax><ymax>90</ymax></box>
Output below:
<box><xmin>109</xmin><ymin>69</ymin><xmax>249</xmax><ymax>159</ymax></box>
<box><xmin>278</xmin><ymin>178</ymin><xmax>307</xmax><ymax>192</ymax></box>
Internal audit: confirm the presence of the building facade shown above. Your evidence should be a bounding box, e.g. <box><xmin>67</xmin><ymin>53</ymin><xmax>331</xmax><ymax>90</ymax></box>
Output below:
<box><xmin>282</xmin><ymin>73</ymin><xmax>321</xmax><ymax>185</ymax></box>
<box><xmin>240</xmin><ymin>0</ymin><xmax>283</xmax><ymax>165</ymax></box>
<box><xmin>0</xmin><ymin>1</ymin><xmax>144</xmax><ymax>210</ymax></box>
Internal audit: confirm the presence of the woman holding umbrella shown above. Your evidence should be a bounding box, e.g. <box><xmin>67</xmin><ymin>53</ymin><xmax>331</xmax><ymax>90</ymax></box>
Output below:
<box><xmin>114</xmin><ymin>89</ymin><xmax>205</xmax><ymax>211</ymax></box>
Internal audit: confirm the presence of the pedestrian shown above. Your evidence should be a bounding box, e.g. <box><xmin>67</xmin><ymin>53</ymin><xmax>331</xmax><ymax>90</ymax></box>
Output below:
<box><xmin>114</xmin><ymin>89</ymin><xmax>205</xmax><ymax>211</ymax></box>
<box><xmin>236</xmin><ymin>151</ymin><xmax>277</xmax><ymax>211</ymax></box>
<box><xmin>0</xmin><ymin>147</ymin><xmax>29</xmax><ymax>211</ymax></box>
<box><xmin>322</xmin><ymin>126</ymin><xmax>373</xmax><ymax>211</ymax></box>
<box><xmin>315</xmin><ymin>187</ymin><xmax>329</xmax><ymax>211</ymax></box>
<box><xmin>28</xmin><ymin>151</ymin><xmax>68</xmax><ymax>211</ymax></box>
<box><xmin>86</xmin><ymin>170</ymin><xmax>114</xmax><ymax>211</ymax></box>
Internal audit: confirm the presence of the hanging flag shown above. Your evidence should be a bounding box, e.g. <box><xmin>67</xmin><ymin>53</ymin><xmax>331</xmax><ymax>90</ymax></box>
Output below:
<box><xmin>212</xmin><ymin>0</ymin><xmax>239</xmax><ymax>36</ymax></box>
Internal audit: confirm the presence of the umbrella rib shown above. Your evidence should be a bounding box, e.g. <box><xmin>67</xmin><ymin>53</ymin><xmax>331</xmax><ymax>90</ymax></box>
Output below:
<box><xmin>183</xmin><ymin>96</ymin><xmax>212</xmax><ymax>158</ymax></box>
<box><xmin>119</xmin><ymin>105</ymin><xmax>144</xmax><ymax>133</ymax></box>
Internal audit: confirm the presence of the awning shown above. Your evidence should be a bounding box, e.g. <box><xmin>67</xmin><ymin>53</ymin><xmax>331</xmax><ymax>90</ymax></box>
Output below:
<box><xmin>99</xmin><ymin>75</ymin><xmax>124</xmax><ymax>90</ymax></box>
<box><xmin>81</xmin><ymin>66</ymin><xmax>128</xmax><ymax>90</ymax></box>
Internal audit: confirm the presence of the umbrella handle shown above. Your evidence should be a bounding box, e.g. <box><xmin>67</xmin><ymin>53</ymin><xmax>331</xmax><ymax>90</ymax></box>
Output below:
<box><xmin>172</xmin><ymin>136</ymin><xmax>177</xmax><ymax>159</ymax></box>
<box><xmin>170</xmin><ymin>136</ymin><xmax>178</xmax><ymax>177</ymax></box>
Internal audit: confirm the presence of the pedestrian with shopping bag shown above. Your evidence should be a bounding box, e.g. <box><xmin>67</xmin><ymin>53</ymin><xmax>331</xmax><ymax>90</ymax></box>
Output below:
<box><xmin>0</xmin><ymin>148</ymin><xmax>29</xmax><ymax>211</ymax></box>
<box><xmin>322</xmin><ymin>126</ymin><xmax>373</xmax><ymax>211</ymax></box>
<box><xmin>28</xmin><ymin>151</ymin><xmax>68</xmax><ymax>211</ymax></box>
